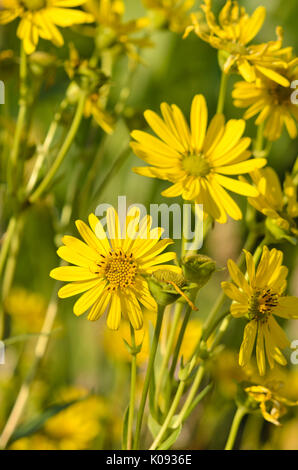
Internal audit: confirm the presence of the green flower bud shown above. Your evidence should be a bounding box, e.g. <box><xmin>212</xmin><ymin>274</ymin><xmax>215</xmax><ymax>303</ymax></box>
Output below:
<box><xmin>181</xmin><ymin>254</ymin><xmax>216</xmax><ymax>288</ymax></box>
<box><xmin>147</xmin><ymin>270</ymin><xmax>185</xmax><ymax>306</ymax></box>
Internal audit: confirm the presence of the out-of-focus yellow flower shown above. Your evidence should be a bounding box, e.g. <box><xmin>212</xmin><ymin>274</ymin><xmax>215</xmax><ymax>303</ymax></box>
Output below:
<box><xmin>209</xmin><ymin>349</ymin><xmax>249</xmax><ymax>399</ymax></box>
<box><xmin>233</xmin><ymin>59</ymin><xmax>298</xmax><ymax>141</ymax></box>
<box><xmin>131</xmin><ymin>94</ymin><xmax>265</xmax><ymax>224</ymax></box>
<box><xmin>242</xmin><ymin>167</ymin><xmax>298</xmax><ymax>238</ymax></box>
<box><xmin>84</xmin><ymin>91</ymin><xmax>114</xmax><ymax>134</ymax></box>
<box><xmin>11</xmin><ymin>387</ymin><xmax>109</xmax><ymax>450</ymax></box>
<box><xmin>50</xmin><ymin>207</ymin><xmax>179</xmax><ymax>330</ymax></box>
<box><xmin>83</xmin><ymin>0</ymin><xmax>152</xmax><ymax>60</ymax></box>
<box><xmin>222</xmin><ymin>246</ymin><xmax>298</xmax><ymax>376</ymax></box>
<box><xmin>4</xmin><ymin>287</ymin><xmax>46</xmax><ymax>333</ymax></box>
<box><xmin>184</xmin><ymin>0</ymin><xmax>291</xmax><ymax>86</ymax></box>
<box><xmin>103</xmin><ymin>313</ymin><xmax>154</xmax><ymax>365</ymax></box>
<box><xmin>0</xmin><ymin>0</ymin><xmax>94</xmax><ymax>55</ymax></box>
<box><xmin>245</xmin><ymin>384</ymin><xmax>298</xmax><ymax>426</ymax></box>
<box><xmin>143</xmin><ymin>0</ymin><xmax>194</xmax><ymax>33</ymax></box>
<box><xmin>65</xmin><ymin>44</ymin><xmax>114</xmax><ymax>134</ymax></box>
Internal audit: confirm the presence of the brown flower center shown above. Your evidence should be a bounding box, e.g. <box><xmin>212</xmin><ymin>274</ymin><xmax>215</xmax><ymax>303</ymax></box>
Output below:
<box><xmin>249</xmin><ymin>288</ymin><xmax>279</xmax><ymax>322</ymax></box>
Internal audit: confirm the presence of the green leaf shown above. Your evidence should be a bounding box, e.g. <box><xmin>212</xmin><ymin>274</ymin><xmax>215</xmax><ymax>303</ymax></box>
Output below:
<box><xmin>148</xmin><ymin>413</ymin><xmax>161</xmax><ymax>439</ymax></box>
<box><xmin>122</xmin><ymin>405</ymin><xmax>129</xmax><ymax>450</ymax></box>
<box><xmin>9</xmin><ymin>398</ymin><xmax>83</xmax><ymax>445</ymax></box>
<box><xmin>157</xmin><ymin>424</ymin><xmax>182</xmax><ymax>450</ymax></box>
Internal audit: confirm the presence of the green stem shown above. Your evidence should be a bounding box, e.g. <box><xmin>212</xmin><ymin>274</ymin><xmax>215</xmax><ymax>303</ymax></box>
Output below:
<box><xmin>172</xmin><ymin>365</ymin><xmax>205</xmax><ymax>428</ymax></box>
<box><xmin>154</xmin><ymin>302</ymin><xmax>184</xmax><ymax>414</ymax></box>
<box><xmin>133</xmin><ymin>304</ymin><xmax>165</xmax><ymax>450</ymax></box>
<box><xmin>168</xmin><ymin>305</ymin><xmax>191</xmax><ymax>381</ymax></box>
<box><xmin>126</xmin><ymin>325</ymin><xmax>137</xmax><ymax>450</ymax></box>
<box><xmin>224</xmin><ymin>407</ymin><xmax>247</xmax><ymax>450</ymax></box>
<box><xmin>253</xmin><ymin>122</ymin><xmax>265</xmax><ymax>157</ymax></box>
<box><xmin>8</xmin><ymin>43</ymin><xmax>28</xmax><ymax>193</ymax></box>
<box><xmin>29</xmin><ymin>90</ymin><xmax>87</xmax><ymax>203</ymax></box>
<box><xmin>25</xmin><ymin>98</ymin><xmax>69</xmax><ymax>195</ymax></box>
<box><xmin>216</xmin><ymin>71</ymin><xmax>229</xmax><ymax>114</ymax></box>
<box><xmin>0</xmin><ymin>216</ymin><xmax>16</xmax><ymax>281</ymax></box>
<box><xmin>150</xmin><ymin>381</ymin><xmax>185</xmax><ymax>450</ymax></box>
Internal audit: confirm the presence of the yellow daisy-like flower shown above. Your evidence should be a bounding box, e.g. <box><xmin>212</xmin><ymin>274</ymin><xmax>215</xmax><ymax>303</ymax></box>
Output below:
<box><xmin>222</xmin><ymin>246</ymin><xmax>298</xmax><ymax>376</ymax></box>
<box><xmin>184</xmin><ymin>0</ymin><xmax>290</xmax><ymax>86</ymax></box>
<box><xmin>242</xmin><ymin>167</ymin><xmax>298</xmax><ymax>238</ymax></box>
<box><xmin>50</xmin><ymin>207</ymin><xmax>178</xmax><ymax>330</ymax></box>
<box><xmin>131</xmin><ymin>94</ymin><xmax>266</xmax><ymax>224</ymax></box>
<box><xmin>142</xmin><ymin>0</ymin><xmax>194</xmax><ymax>34</ymax></box>
<box><xmin>233</xmin><ymin>59</ymin><xmax>298</xmax><ymax>141</ymax></box>
<box><xmin>245</xmin><ymin>384</ymin><xmax>298</xmax><ymax>426</ymax></box>
<box><xmin>0</xmin><ymin>0</ymin><xmax>94</xmax><ymax>55</ymax></box>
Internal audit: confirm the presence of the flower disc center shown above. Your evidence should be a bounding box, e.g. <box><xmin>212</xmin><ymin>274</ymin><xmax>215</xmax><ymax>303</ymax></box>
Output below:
<box><xmin>182</xmin><ymin>154</ymin><xmax>210</xmax><ymax>177</ymax></box>
<box><xmin>104</xmin><ymin>250</ymin><xmax>137</xmax><ymax>290</ymax></box>
<box><xmin>249</xmin><ymin>288</ymin><xmax>279</xmax><ymax>321</ymax></box>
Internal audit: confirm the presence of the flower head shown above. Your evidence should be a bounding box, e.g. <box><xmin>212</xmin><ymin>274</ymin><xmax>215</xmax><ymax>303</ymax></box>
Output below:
<box><xmin>245</xmin><ymin>384</ymin><xmax>298</xmax><ymax>426</ymax></box>
<box><xmin>184</xmin><ymin>0</ymin><xmax>291</xmax><ymax>85</ymax></box>
<box><xmin>143</xmin><ymin>0</ymin><xmax>195</xmax><ymax>33</ymax></box>
<box><xmin>131</xmin><ymin>94</ymin><xmax>266</xmax><ymax>224</ymax></box>
<box><xmin>50</xmin><ymin>207</ymin><xmax>178</xmax><ymax>330</ymax></box>
<box><xmin>222</xmin><ymin>246</ymin><xmax>298</xmax><ymax>375</ymax></box>
<box><xmin>233</xmin><ymin>58</ymin><xmax>298</xmax><ymax>141</ymax></box>
<box><xmin>83</xmin><ymin>0</ymin><xmax>152</xmax><ymax>60</ymax></box>
<box><xmin>0</xmin><ymin>0</ymin><xmax>94</xmax><ymax>55</ymax></box>
<box><xmin>243</xmin><ymin>167</ymin><xmax>298</xmax><ymax>239</ymax></box>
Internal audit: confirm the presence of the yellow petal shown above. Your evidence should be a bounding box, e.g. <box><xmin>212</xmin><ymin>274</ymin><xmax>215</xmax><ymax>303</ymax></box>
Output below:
<box><xmin>239</xmin><ymin>320</ymin><xmax>257</xmax><ymax>367</ymax></box>
<box><xmin>190</xmin><ymin>95</ymin><xmax>208</xmax><ymax>153</ymax></box>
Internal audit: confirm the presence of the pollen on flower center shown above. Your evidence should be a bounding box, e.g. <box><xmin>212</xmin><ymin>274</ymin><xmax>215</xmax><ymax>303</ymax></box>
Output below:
<box><xmin>249</xmin><ymin>288</ymin><xmax>279</xmax><ymax>321</ymax></box>
<box><xmin>21</xmin><ymin>0</ymin><xmax>46</xmax><ymax>10</ymax></box>
<box><xmin>97</xmin><ymin>249</ymin><xmax>138</xmax><ymax>291</ymax></box>
<box><xmin>182</xmin><ymin>154</ymin><xmax>210</xmax><ymax>177</ymax></box>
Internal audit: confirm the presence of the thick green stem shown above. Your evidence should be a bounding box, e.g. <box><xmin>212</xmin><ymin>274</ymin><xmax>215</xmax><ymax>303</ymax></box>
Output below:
<box><xmin>126</xmin><ymin>325</ymin><xmax>137</xmax><ymax>450</ymax></box>
<box><xmin>150</xmin><ymin>381</ymin><xmax>185</xmax><ymax>450</ymax></box>
<box><xmin>224</xmin><ymin>407</ymin><xmax>247</xmax><ymax>450</ymax></box>
<box><xmin>154</xmin><ymin>302</ymin><xmax>184</xmax><ymax>413</ymax></box>
<box><xmin>216</xmin><ymin>71</ymin><xmax>229</xmax><ymax>114</ymax></box>
<box><xmin>29</xmin><ymin>90</ymin><xmax>87</xmax><ymax>203</ymax></box>
<box><xmin>133</xmin><ymin>304</ymin><xmax>165</xmax><ymax>450</ymax></box>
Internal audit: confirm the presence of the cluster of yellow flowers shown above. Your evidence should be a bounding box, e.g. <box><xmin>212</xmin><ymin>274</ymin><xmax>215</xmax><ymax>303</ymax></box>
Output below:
<box><xmin>1</xmin><ymin>0</ymin><xmax>298</xmax><ymax>451</ymax></box>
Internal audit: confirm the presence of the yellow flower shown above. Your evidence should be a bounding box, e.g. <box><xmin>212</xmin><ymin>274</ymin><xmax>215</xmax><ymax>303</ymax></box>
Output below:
<box><xmin>10</xmin><ymin>387</ymin><xmax>108</xmax><ymax>450</ymax></box>
<box><xmin>84</xmin><ymin>91</ymin><xmax>114</xmax><ymax>134</ymax></box>
<box><xmin>50</xmin><ymin>207</ymin><xmax>178</xmax><ymax>330</ymax></box>
<box><xmin>0</xmin><ymin>0</ymin><xmax>94</xmax><ymax>55</ymax></box>
<box><xmin>131</xmin><ymin>94</ymin><xmax>266</xmax><ymax>224</ymax></box>
<box><xmin>242</xmin><ymin>167</ymin><xmax>298</xmax><ymax>237</ymax></box>
<box><xmin>233</xmin><ymin>59</ymin><xmax>298</xmax><ymax>141</ymax></box>
<box><xmin>245</xmin><ymin>384</ymin><xmax>298</xmax><ymax>426</ymax></box>
<box><xmin>142</xmin><ymin>0</ymin><xmax>194</xmax><ymax>33</ymax></box>
<box><xmin>184</xmin><ymin>0</ymin><xmax>291</xmax><ymax>86</ymax></box>
<box><xmin>222</xmin><ymin>246</ymin><xmax>298</xmax><ymax>376</ymax></box>
<box><xmin>4</xmin><ymin>287</ymin><xmax>46</xmax><ymax>333</ymax></box>
<box><xmin>84</xmin><ymin>0</ymin><xmax>152</xmax><ymax>60</ymax></box>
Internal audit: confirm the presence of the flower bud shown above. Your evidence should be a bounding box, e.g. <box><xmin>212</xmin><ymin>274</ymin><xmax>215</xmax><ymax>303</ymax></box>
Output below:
<box><xmin>147</xmin><ymin>270</ymin><xmax>185</xmax><ymax>306</ymax></box>
<box><xmin>181</xmin><ymin>254</ymin><xmax>216</xmax><ymax>288</ymax></box>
